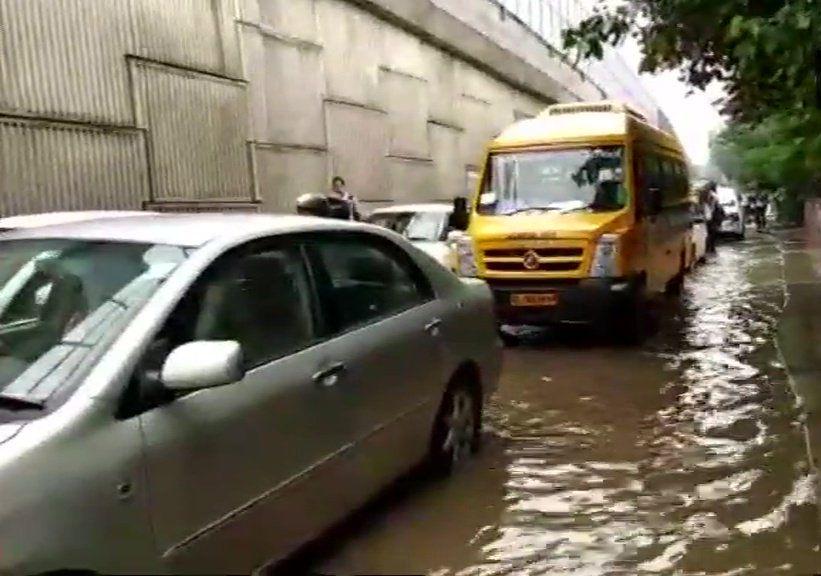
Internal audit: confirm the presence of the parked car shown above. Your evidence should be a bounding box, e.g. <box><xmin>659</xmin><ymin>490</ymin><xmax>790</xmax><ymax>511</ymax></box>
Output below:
<box><xmin>687</xmin><ymin>201</ymin><xmax>708</xmax><ymax>268</ymax></box>
<box><xmin>367</xmin><ymin>204</ymin><xmax>457</xmax><ymax>272</ymax></box>
<box><xmin>0</xmin><ymin>213</ymin><xmax>501</xmax><ymax>575</ymax></box>
<box><xmin>716</xmin><ymin>187</ymin><xmax>746</xmax><ymax>239</ymax></box>
<box><xmin>0</xmin><ymin>210</ymin><xmax>152</xmax><ymax>231</ymax></box>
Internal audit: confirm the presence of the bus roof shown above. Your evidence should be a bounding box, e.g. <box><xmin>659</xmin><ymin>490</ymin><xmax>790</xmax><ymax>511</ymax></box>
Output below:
<box><xmin>490</xmin><ymin>101</ymin><xmax>683</xmax><ymax>155</ymax></box>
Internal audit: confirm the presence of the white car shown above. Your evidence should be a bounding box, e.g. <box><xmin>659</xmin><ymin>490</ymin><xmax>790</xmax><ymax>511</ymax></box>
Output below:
<box><xmin>367</xmin><ymin>204</ymin><xmax>457</xmax><ymax>272</ymax></box>
<box><xmin>0</xmin><ymin>211</ymin><xmax>152</xmax><ymax>231</ymax></box>
<box><xmin>0</xmin><ymin>213</ymin><xmax>500</xmax><ymax>575</ymax></box>
<box><xmin>717</xmin><ymin>187</ymin><xmax>746</xmax><ymax>239</ymax></box>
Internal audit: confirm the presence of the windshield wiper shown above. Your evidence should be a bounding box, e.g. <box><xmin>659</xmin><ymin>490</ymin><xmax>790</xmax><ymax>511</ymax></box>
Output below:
<box><xmin>501</xmin><ymin>206</ymin><xmax>562</xmax><ymax>216</ymax></box>
<box><xmin>0</xmin><ymin>393</ymin><xmax>44</xmax><ymax>411</ymax></box>
<box><xmin>560</xmin><ymin>204</ymin><xmax>622</xmax><ymax>214</ymax></box>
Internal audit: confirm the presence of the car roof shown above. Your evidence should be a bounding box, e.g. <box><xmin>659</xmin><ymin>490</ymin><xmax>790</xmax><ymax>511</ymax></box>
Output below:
<box><xmin>0</xmin><ymin>213</ymin><xmax>369</xmax><ymax>248</ymax></box>
<box><xmin>0</xmin><ymin>211</ymin><xmax>153</xmax><ymax>230</ymax></box>
<box><xmin>370</xmin><ymin>203</ymin><xmax>453</xmax><ymax>215</ymax></box>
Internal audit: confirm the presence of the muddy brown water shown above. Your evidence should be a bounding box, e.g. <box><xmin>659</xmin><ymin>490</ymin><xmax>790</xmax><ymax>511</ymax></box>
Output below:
<box><xmin>288</xmin><ymin>235</ymin><xmax>820</xmax><ymax>575</ymax></box>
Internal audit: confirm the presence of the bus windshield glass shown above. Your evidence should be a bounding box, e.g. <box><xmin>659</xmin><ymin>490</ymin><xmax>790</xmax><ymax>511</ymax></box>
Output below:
<box><xmin>477</xmin><ymin>146</ymin><xmax>627</xmax><ymax>216</ymax></box>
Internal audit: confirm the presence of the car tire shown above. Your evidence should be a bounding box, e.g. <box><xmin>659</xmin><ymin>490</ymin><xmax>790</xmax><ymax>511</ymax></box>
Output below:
<box><xmin>428</xmin><ymin>377</ymin><xmax>482</xmax><ymax>476</ymax></box>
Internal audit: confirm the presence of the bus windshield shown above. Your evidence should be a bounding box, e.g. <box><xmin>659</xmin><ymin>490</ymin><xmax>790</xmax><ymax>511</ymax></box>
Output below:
<box><xmin>477</xmin><ymin>146</ymin><xmax>627</xmax><ymax>216</ymax></box>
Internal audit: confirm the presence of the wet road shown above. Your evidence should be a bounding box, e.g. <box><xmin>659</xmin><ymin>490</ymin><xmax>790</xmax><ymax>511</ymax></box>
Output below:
<box><xmin>297</xmin><ymin>234</ymin><xmax>820</xmax><ymax>575</ymax></box>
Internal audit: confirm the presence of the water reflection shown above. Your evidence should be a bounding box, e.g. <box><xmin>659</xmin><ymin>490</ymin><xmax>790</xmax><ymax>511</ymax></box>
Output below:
<box><xmin>311</xmin><ymin>237</ymin><xmax>819</xmax><ymax>576</ymax></box>
<box><xmin>469</xmin><ymin>238</ymin><xmax>818</xmax><ymax>575</ymax></box>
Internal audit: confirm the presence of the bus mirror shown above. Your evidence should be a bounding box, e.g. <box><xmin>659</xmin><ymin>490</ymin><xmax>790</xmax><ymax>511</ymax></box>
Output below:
<box><xmin>450</xmin><ymin>197</ymin><xmax>470</xmax><ymax>231</ymax></box>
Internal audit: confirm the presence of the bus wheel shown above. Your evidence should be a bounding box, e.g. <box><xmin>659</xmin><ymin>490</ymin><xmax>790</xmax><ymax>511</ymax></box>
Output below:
<box><xmin>615</xmin><ymin>279</ymin><xmax>647</xmax><ymax>345</ymax></box>
<box><xmin>498</xmin><ymin>326</ymin><xmax>520</xmax><ymax>347</ymax></box>
<box><xmin>665</xmin><ymin>253</ymin><xmax>686</xmax><ymax>296</ymax></box>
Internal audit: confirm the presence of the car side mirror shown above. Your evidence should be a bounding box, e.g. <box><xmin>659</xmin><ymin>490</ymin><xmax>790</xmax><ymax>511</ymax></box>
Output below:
<box><xmin>161</xmin><ymin>341</ymin><xmax>245</xmax><ymax>391</ymax></box>
<box><xmin>449</xmin><ymin>197</ymin><xmax>470</xmax><ymax>231</ymax></box>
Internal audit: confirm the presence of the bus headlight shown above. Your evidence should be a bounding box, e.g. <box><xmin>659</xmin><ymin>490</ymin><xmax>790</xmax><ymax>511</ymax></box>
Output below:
<box><xmin>590</xmin><ymin>234</ymin><xmax>620</xmax><ymax>278</ymax></box>
<box><xmin>451</xmin><ymin>233</ymin><xmax>478</xmax><ymax>277</ymax></box>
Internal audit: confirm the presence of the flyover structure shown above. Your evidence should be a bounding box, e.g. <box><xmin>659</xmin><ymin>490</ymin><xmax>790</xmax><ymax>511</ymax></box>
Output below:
<box><xmin>0</xmin><ymin>0</ymin><xmax>664</xmax><ymax>215</ymax></box>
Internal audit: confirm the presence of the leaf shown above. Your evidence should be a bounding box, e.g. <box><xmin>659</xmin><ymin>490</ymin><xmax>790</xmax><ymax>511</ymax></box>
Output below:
<box><xmin>728</xmin><ymin>15</ymin><xmax>746</xmax><ymax>39</ymax></box>
<box><xmin>796</xmin><ymin>12</ymin><xmax>811</xmax><ymax>30</ymax></box>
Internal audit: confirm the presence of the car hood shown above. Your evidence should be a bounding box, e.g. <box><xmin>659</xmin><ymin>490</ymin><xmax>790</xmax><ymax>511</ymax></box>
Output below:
<box><xmin>470</xmin><ymin>211</ymin><xmax>627</xmax><ymax>241</ymax></box>
<box><xmin>0</xmin><ymin>422</ymin><xmax>24</xmax><ymax>445</ymax></box>
<box><xmin>413</xmin><ymin>241</ymin><xmax>455</xmax><ymax>269</ymax></box>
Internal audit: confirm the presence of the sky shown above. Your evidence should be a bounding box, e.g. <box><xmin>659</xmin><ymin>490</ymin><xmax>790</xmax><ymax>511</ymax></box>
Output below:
<box><xmin>642</xmin><ymin>71</ymin><xmax>726</xmax><ymax>166</ymax></box>
<box><xmin>620</xmin><ymin>40</ymin><xmax>726</xmax><ymax>166</ymax></box>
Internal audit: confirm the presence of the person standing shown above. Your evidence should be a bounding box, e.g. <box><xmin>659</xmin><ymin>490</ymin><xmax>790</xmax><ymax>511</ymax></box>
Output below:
<box><xmin>706</xmin><ymin>184</ymin><xmax>724</xmax><ymax>253</ymax></box>
<box><xmin>754</xmin><ymin>194</ymin><xmax>768</xmax><ymax>231</ymax></box>
<box><xmin>330</xmin><ymin>176</ymin><xmax>360</xmax><ymax>221</ymax></box>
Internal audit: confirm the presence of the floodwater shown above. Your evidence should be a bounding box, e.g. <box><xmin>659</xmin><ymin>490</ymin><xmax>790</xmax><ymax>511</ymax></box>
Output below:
<box><xmin>290</xmin><ymin>235</ymin><xmax>820</xmax><ymax>575</ymax></box>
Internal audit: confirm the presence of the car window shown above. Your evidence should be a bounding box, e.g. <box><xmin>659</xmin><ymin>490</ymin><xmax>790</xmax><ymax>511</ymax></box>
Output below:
<box><xmin>192</xmin><ymin>246</ymin><xmax>317</xmax><ymax>369</ymax></box>
<box><xmin>404</xmin><ymin>212</ymin><xmax>447</xmax><ymax>242</ymax></box>
<box><xmin>0</xmin><ymin>240</ymin><xmax>188</xmax><ymax>409</ymax></box>
<box><xmin>308</xmin><ymin>235</ymin><xmax>433</xmax><ymax>332</ymax></box>
<box><xmin>141</xmin><ymin>243</ymin><xmax>318</xmax><ymax>376</ymax></box>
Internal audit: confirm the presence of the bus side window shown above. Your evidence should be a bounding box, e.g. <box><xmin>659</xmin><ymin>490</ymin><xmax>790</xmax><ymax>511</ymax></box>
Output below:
<box><xmin>660</xmin><ymin>158</ymin><xmax>676</xmax><ymax>204</ymax></box>
<box><xmin>643</xmin><ymin>154</ymin><xmax>662</xmax><ymax>211</ymax></box>
<box><xmin>677</xmin><ymin>161</ymin><xmax>690</xmax><ymax>202</ymax></box>
<box><xmin>632</xmin><ymin>150</ymin><xmax>646</xmax><ymax>218</ymax></box>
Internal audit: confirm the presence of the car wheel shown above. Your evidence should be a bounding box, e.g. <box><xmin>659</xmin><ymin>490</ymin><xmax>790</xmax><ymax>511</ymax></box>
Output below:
<box><xmin>429</xmin><ymin>378</ymin><xmax>481</xmax><ymax>476</ymax></box>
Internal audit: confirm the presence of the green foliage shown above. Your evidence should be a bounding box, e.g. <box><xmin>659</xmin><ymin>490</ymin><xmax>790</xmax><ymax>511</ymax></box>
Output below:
<box><xmin>562</xmin><ymin>0</ymin><xmax>819</xmax><ymax>120</ymax></box>
<box><xmin>712</xmin><ymin>111</ymin><xmax>821</xmax><ymax>190</ymax></box>
<box><xmin>563</xmin><ymin>0</ymin><xmax>820</xmax><ymax>212</ymax></box>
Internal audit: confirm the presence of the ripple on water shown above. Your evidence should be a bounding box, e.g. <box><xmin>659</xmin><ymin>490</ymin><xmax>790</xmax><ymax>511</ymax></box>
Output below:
<box><xmin>476</xmin><ymin>239</ymin><xmax>819</xmax><ymax>575</ymax></box>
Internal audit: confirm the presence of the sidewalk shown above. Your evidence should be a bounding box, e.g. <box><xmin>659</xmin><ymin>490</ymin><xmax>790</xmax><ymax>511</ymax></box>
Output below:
<box><xmin>774</xmin><ymin>229</ymin><xmax>821</xmax><ymax>488</ymax></box>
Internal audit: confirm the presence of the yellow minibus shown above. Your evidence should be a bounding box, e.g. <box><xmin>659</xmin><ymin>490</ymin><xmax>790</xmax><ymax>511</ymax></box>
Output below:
<box><xmin>450</xmin><ymin>101</ymin><xmax>691</xmax><ymax>341</ymax></box>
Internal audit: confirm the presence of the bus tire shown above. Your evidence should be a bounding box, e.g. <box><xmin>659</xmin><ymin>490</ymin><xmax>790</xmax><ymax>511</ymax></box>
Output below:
<box><xmin>615</xmin><ymin>278</ymin><xmax>647</xmax><ymax>346</ymax></box>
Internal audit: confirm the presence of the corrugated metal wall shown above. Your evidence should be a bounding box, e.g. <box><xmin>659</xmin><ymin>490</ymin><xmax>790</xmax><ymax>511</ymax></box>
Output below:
<box><xmin>0</xmin><ymin>119</ymin><xmax>149</xmax><ymax>214</ymax></box>
<box><xmin>132</xmin><ymin>61</ymin><xmax>251</xmax><ymax>201</ymax></box>
<box><xmin>0</xmin><ymin>0</ymin><xmax>650</xmax><ymax>217</ymax></box>
<box><xmin>0</xmin><ymin>0</ymin><xmax>253</xmax><ymax>216</ymax></box>
<box><xmin>0</xmin><ymin>0</ymin><xmax>136</xmax><ymax>124</ymax></box>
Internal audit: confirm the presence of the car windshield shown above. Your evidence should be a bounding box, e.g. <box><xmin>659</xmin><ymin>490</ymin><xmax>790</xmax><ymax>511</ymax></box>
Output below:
<box><xmin>368</xmin><ymin>211</ymin><xmax>447</xmax><ymax>242</ymax></box>
<box><xmin>477</xmin><ymin>146</ymin><xmax>628</xmax><ymax>216</ymax></box>
<box><xmin>0</xmin><ymin>239</ymin><xmax>187</xmax><ymax>409</ymax></box>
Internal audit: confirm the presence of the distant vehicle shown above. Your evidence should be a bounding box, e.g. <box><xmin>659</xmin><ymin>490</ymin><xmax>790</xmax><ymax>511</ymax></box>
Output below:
<box><xmin>716</xmin><ymin>187</ymin><xmax>746</xmax><ymax>239</ymax></box>
<box><xmin>367</xmin><ymin>203</ymin><xmax>457</xmax><ymax>272</ymax></box>
<box><xmin>0</xmin><ymin>213</ymin><xmax>500</xmax><ymax>575</ymax></box>
<box><xmin>687</xmin><ymin>201</ymin><xmax>708</xmax><ymax>267</ymax></box>
<box><xmin>0</xmin><ymin>210</ymin><xmax>152</xmax><ymax>231</ymax></box>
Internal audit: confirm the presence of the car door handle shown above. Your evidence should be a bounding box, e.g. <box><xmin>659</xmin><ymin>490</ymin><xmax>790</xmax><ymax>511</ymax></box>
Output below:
<box><xmin>424</xmin><ymin>318</ymin><xmax>443</xmax><ymax>336</ymax></box>
<box><xmin>313</xmin><ymin>362</ymin><xmax>346</xmax><ymax>388</ymax></box>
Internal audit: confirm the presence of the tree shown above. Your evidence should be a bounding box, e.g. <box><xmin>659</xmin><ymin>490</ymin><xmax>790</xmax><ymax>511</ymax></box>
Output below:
<box><xmin>563</xmin><ymin>0</ymin><xmax>820</xmax><ymax>221</ymax></box>
<box><xmin>711</xmin><ymin>111</ymin><xmax>821</xmax><ymax>221</ymax></box>
<box><xmin>563</xmin><ymin>0</ymin><xmax>819</xmax><ymax>121</ymax></box>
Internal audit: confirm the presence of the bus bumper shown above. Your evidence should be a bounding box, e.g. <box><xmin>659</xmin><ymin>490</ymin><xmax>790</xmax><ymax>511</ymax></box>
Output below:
<box><xmin>487</xmin><ymin>277</ymin><xmax>640</xmax><ymax>326</ymax></box>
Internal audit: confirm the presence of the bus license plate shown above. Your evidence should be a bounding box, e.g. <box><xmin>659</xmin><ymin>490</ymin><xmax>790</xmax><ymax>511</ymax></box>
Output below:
<box><xmin>511</xmin><ymin>293</ymin><xmax>558</xmax><ymax>307</ymax></box>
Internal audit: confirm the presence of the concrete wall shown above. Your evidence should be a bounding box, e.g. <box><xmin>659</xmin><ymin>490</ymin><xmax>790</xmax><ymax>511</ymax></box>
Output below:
<box><xmin>0</xmin><ymin>0</ymin><xmax>628</xmax><ymax>216</ymax></box>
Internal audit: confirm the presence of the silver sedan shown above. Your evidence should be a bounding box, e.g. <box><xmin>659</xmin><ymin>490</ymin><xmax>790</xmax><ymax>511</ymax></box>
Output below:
<box><xmin>0</xmin><ymin>213</ymin><xmax>501</xmax><ymax>575</ymax></box>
